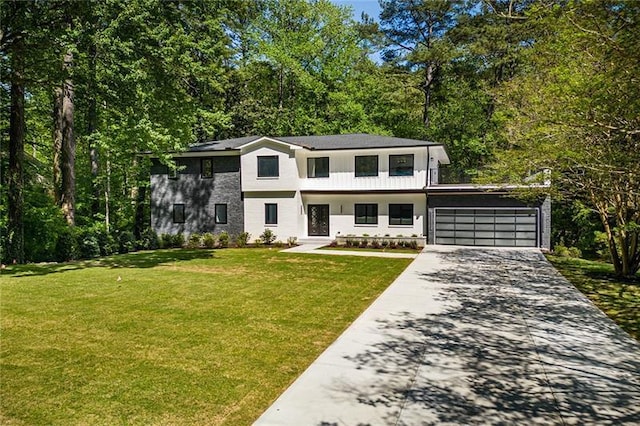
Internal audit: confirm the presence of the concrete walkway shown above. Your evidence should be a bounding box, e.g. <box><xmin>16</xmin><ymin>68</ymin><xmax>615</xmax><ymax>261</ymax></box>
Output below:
<box><xmin>281</xmin><ymin>243</ymin><xmax>419</xmax><ymax>259</ymax></box>
<box><xmin>255</xmin><ymin>246</ymin><xmax>640</xmax><ymax>425</ymax></box>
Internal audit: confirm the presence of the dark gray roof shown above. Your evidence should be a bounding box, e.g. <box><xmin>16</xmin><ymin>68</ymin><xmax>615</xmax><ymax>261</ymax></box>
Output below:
<box><xmin>276</xmin><ymin>134</ymin><xmax>441</xmax><ymax>150</ymax></box>
<box><xmin>187</xmin><ymin>134</ymin><xmax>441</xmax><ymax>152</ymax></box>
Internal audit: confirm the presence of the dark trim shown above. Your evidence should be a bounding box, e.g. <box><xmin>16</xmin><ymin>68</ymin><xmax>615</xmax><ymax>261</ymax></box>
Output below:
<box><xmin>265</xmin><ymin>203</ymin><xmax>278</xmax><ymax>225</ymax></box>
<box><xmin>305</xmin><ymin>143</ymin><xmax>444</xmax><ymax>151</ymax></box>
<box><xmin>214</xmin><ymin>203</ymin><xmax>227</xmax><ymax>224</ymax></box>
<box><xmin>301</xmin><ymin>189</ymin><xmax>426</xmax><ymax>195</ymax></box>
<box><xmin>355</xmin><ymin>155</ymin><xmax>379</xmax><ymax>177</ymax></box>
<box><xmin>307</xmin><ymin>156</ymin><xmax>330</xmax><ymax>178</ymax></box>
<box><xmin>426</xmin><ymin>188</ymin><xmax>519</xmax><ymax>195</ymax></box>
<box><xmin>173</xmin><ymin>203</ymin><xmax>185</xmax><ymax>223</ymax></box>
<box><xmin>355</xmin><ymin>203</ymin><xmax>378</xmax><ymax>225</ymax></box>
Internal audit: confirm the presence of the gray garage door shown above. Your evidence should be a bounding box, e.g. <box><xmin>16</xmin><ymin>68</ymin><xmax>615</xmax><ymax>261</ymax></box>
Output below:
<box><xmin>435</xmin><ymin>208</ymin><xmax>538</xmax><ymax>247</ymax></box>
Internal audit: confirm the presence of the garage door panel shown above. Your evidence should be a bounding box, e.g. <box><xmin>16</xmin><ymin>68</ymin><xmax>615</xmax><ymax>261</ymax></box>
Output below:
<box><xmin>435</xmin><ymin>208</ymin><xmax>538</xmax><ymax>247</ymax></box>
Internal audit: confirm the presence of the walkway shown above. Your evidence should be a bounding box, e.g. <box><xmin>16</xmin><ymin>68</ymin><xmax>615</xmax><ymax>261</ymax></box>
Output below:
<box><xmin>255</xmin><ymin>246</ymin><xmax>640</xmax><ymax>425</ymax></box>
<box><xmin>281</xmin><ymin>243</ymin><xmax>418</xmax><ymax>259</ymax></box>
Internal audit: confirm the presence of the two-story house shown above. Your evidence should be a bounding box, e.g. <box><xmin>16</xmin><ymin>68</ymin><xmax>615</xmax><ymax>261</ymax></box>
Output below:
<box><xmin>150</xmin><ymin>134</ymin><xmax>550</xmax><ymax>249</ymax></box>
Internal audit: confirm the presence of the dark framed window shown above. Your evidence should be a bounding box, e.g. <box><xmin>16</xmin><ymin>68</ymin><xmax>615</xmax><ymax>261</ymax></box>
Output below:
<box><xmin>355</xmin><ymin>155</ymin><xmax>378</xmax><ymax>177</ymax></box>
<box><xmin>173</xmin><ymin>204</ymin><xmax>185</xmax><ymax>223</ymax></box>
<box><xmin>214</xmin><ymin>204</ymin><xmax>227</xmax><ymax>224</ymax></box>
<box><xmin>307</xmin><ymin>157</ymin><xmax>329</xmax><ymax>178</ymax></box>
<box><xmin>265</xmin><ymin>203</ymin><xmax>278</xmax><ymax>225</ymax></box>
<box><xmin>258</xmin><ymin>155</ymin><xmax>279</xmax><ymax>177</ymax></box>
<box><xmin>389</xmin><ymin>154</ymin><xmax>414</xmax><ymax>176</ymax></box>
<box><xmin>389</xmin><ymin>204</ymin><xmax>413</xmax><ymax>225</ymax></box>
<box><xmin>201</xmin><ymin>158</ymin><xmax>213</xmax><ymax>178</ymax></box>
<box><xmin>355</xmin><ymin>203</ymin><xmax>378</xmax><ymax>224</ymax></box>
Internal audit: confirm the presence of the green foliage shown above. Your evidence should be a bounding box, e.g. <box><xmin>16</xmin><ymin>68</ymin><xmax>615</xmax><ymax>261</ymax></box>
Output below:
<box><xmin>138</xmin><ymin>229</ymin><xmax>159</xmax><ymax>250</ymax></box>
<box><xmin>118</xmin><ymin>231</ymin><xmax>136</xmax><ymax>254</ymax></box>
<box><xmin>202</xmin><ymin>233</ymin><xmax>216</xmax><ymax>249</ymax></box>
<box><xmin>54</xmin><ymin>228</ymin><xmax>77</xmax><ymax>262</ymax></box>
<box><xmin>273</xmin><ymin>240</ymin><xmax>284</xmax><ymax>248</ymax></box>
<box><xmin>187</xmin><ymin>233</ymin><xmax>202</xmax><ymax>249</ymax></box>
<box><xmin>217</xmin><ymin>231</ymin><xmax>229</xmax><ymax>248</ymax></box>
<box><xmin>235</xmin><ymin>232</ymin><xmax>250</xmax><ymax>248</ymax></box>
<box><xmin>260</xmin><ymin>229</ymin><xmax>276</xmax><ymax>245</ymax></box>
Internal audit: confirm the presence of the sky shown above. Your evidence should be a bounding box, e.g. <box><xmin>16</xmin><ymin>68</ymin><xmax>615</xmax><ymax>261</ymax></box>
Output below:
<box><xmin>332</xmin><ymin>0</ymin><xmax>382</xmax><ymax>22</ymax></box>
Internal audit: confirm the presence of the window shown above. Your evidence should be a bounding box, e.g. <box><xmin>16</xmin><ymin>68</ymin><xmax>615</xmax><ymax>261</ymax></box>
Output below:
<box><xmin>201</xmin><ymin>158</ymin><xmax>213</xmax><ymax>178</ymax></box>
<box><xmin>265</xmin><ymin>203</ymin><xmax>278</xmax><ymax>225</ymax></box>
<box><xmin>355</xmin><ymin>203</ymin><xmax>378</xmax><ymax>225</ymax></box>
<box><xmin>389</xmin><ymin>204</ymin><xmax>413</xmax><ymax>225</ymax></box>
<box><xmin>389</xmin><ymin>154</ymin><xmax>414</xmax><ymax>176</ymax></box>
<box><xmin>355</xmin><ymin>155</ymin><xmax>378</xmax><ymax>177</ymax></box>
<box><xmin>307</xmin><ymin>157</ymin><xmax>329</xmax><ymax>178</ymax></box>
<box><xmin>258</xmin><ymin>156</ymin><xmax>279</xmax><ymax>177</ymax></box>
<box><xmin>214</xmin><ymin>204</ymin><xmax>227</xmax><ymax>224</ymax></box>
<box><xmin>173</xmin><ymin>204</ymin><xmax>185</xmax><ymax>223</ymax></box>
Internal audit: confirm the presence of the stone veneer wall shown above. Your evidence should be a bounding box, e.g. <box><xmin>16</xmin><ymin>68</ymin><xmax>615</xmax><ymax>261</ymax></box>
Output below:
<box><xmin>150</xmin><ymin>156</ymin><xmax>244</xmax><ymax>238</ymax></box>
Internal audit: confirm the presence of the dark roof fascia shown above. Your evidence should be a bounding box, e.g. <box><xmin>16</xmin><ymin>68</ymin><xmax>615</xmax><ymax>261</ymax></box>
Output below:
<box><xmin>302</xmin><ymin>143</ymin><xmax>444</xmax><ymax>151</ymax></box>
<box><xmin>301</xmin><ymin>189</ymin><xmax>426</xmax><ymax>195</ymax></box>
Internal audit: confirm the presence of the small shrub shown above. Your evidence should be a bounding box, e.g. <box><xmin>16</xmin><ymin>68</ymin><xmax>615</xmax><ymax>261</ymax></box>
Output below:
<box><xmin>187</xmin><ymin>233</ymin><xmax>202</xmax><ymax>248</ymax></box>
<box><xmin>362</xmin><ymin>233</ymin><xmax>370</xmax><ymax>237</ymax></box>
<box><xmin>159</xmin><ymin>233</ymin><xmax>171</xmax><ymax>249</ymax></box>
<box><xmin>78</xmin><ymin>235</ymin><xmax>101</xmax><ymax>259</ymax></box>
<box><xmin>411</xmin><ymin>234</ymin><xmax>418</xmax><ymax>238</ymax></box>
<box><xmin>389</xmin><ymin>241</ymin><xmax>397</xmax><ymax>249</ymax></box>
<box><xmin>381</xmin><ymin>240</ymin><xmax>389</xmax><ymax>248</ymax></box>
<box><xmin>169</xmin><ymin>233</ymin><xmax>184</xmax><ymax>248</ymax></box>
<box><xmin>274</xmin><ymin>240</ymin><xmax>285</xmax><ymax>248</ymax></box>
<box><xmin>408</xmin><ymin>240</ymin><xmax>419</xmax><ymax>250</ymax></box>
<box><xmin>345</xmin><ymin>239</ymin><xmax>354</xmax><ymax>248</ymax></box>
<box><xmin>554</xmin><ymin>243</ymin><xmax>581</xmax><ymax>258</ymax></box>
<box><xmin>139</xmin><ymin>228</ymin><xmax>159</xmax><ymax>250</ymax></box>
<box><xmin>260</xmin><ymin>229</ymin><xmax>276</xmax><ymax>245</ymax></box>
<box><xmin>396</xmin><ymin>234</ymin><xmax>403</xmax><ymax>238</ymax></box>
<box><xmin>202</xmin><ymin>233</ymin><xmax>216</xmax><ymax>248</ymax></box>
<box><xmin>568</xmin><ymin>246</ymin><xmax>582</xmax><ymax>258</ymax></box>
<box><xmin>287</xmin><ymin>236</ymin><xmax>297</xmax><ymax>247</ymax></box>
<box><xmin>253</xmin><ymin>238</ymin><xmax>263</xmax><ymax>247</ymax></box>
<box><xmin>235</xmin><ymin>232</ymin><xmax>250</xmax><ymax>247</ymax></box>
<box><xmin>371</xmin><ymin>239</ymin><xmax>381</xmax><ymax>249</ymax></box>
<box><xmin>55</xmin><ymin>228</ymin><xmax>77</xmax><ymax>262</ymax></box>
<box><xmin>218</xmin><ymin>231</ymin><xmax>229</xmax><ymax>248</ymax></box>
<box><xmin>118</xmin><ymin>231</ymin><xmax>136</xmax><ymax>253</ymax></box>
<box><xmin>328</xmin><ymin>240</ymin><xmax>338</xmax><ymax>247</ymax></box>
<box><xmin>359</xmin><ymin>238</ymin><xmax>369</xmax><ymax>248</ymax></box>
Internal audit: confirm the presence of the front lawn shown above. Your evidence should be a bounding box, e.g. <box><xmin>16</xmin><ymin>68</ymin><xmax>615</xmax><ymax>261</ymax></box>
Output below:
<box><xmin>547</xmin><ymin>255</ymin><xmax>640</xmax><ymax>340</ymax></box>
<box><xmin>0</xmin><ymin>248</ymin><xmax>412</xmax><ymax>425</ymax></box>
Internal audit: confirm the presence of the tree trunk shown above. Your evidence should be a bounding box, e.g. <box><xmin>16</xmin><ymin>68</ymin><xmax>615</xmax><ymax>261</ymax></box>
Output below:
<box><xmin>87</xmin><ymin>33</ymin><xmax>100</xmax><ymax>217</ymax></box>
<box><xmin>60</xmin><ymin>48</ymin><xmax>76</xmax><ymax>226</ymax></box>
<box><xmin>133</xmin><ymin>186</ymin><xmax>147</xmax><ymax>240</ymax></box>
<box><xmin>53</xmin><ymin>87</ymin><xmax>63</xmax><ymax>204</ymax></box>
<box><xmin>422</xmin><ymin>62</ymin><xmax>435</xmax><ymax>128</ymax></box>
<box><xmin>7</xmin><ymin>35</ymin><xmax>26</xmax><ymax>264</ymax></box>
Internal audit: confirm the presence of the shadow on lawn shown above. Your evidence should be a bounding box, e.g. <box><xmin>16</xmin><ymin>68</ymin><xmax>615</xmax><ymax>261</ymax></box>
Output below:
<box><xmin>318</xmin><ymin>249</ymin><xmax>640</xmax><ymax>425</ymax></box>
<box><xmin>2</xmin><ymin>249</ymin><xmax>216</xmax><ymax>278</ymax></box>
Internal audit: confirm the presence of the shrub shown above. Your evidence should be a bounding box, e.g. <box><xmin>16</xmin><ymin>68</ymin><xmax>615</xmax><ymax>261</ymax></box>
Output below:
<box><xmin>287</xmin><ymin>236</ymin><xmax>297</xmax><ymax>247</ymax></box>
<box><xmin>274</xmin><ymin>240</ymin><xmax>285</xmax><ymax>248</ymax></box>
<box><xmin>138</xmin><ymin>228</ymin><xmax>159</xmax><ymax>250</ymax></box>
<box><xmin>381</xmin><ymin>240</ymin><xmax>389</xmax><ymax>248</ymax></box>
<box><xmin>118</xmin><ymin>231</ymin><xmax>136</xmax><ymax>253</ymax></box>
<box><xmin>78</xmin><ymin>235</ymin><xmax>101</xmax><ymax>259</ymax></box>
<box><xmin>54</xmin><ymin>228</ymin><xmax>77</xmax><ymax>262</ymax></box>
<box><xmin>408</xmin><ymin>240</ymin><xmax>419</xmax><ymax>250</ymax></box>
<box><xmin>389</xmin><ymin>241</ymin><xmax>397</xmax><ymax>249</ymax></box>
<box><xmin>159</xmin><ymin>233</ymin><xmax>172</xmax><ymax>249</ymax></box>
<box><xmin>260</xmin><ymin>229</ymin><xmax>276</xmax><ymax>245</ymax></box>
<box><xmin>172</xmin><ymin>233</ymin><xmax>185</xmax><ymax>248</ymax></box>
<box><xmin>554</xmin><ymin>243</ymin><xmax>581</xmax><ymax>258</ymax></box>
<box><xmin>235</xmin><ymin>232</ymin><xmax>250</xmax><ymax>247</ymax></box>
<box><xmin>371</xmin><ymin>239</ymin><xmax>381</xmax><ymax>249</ymax></box>
<box><xmin>217</xmin><ymin>231</ymin><xmax>229</xmax><ymax>248</ymax></box>
<box><xmin>187</xmin><ymin>233</ymin><xmax>202</xmax><ymax>248</ymax></box>
<box><xmin>202</xmin><ymin>233</ymin><xmax>216</xmax><ymax>248</ymax></box>
<box><xmin>328</xmin><ymin>240</ymin><xmax>338</xmax><ymax>248</ymax></box>
<box><xmin>253</xmin><ymin>238</ymin><xmax>263</xmax><ymax>247</ymax></box>
<box><xmin>345</xmin><ymin>239</ymin><xmax>354</xmax><ymax>248</ymax></box>
<box><xmin>359</xmin><ymin>238</ymin><xmax>369</xmax><ymax>248</ymax></box>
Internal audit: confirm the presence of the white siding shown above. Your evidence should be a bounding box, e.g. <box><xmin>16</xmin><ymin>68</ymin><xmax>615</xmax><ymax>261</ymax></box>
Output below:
<box><xmin>243</xmin><ymin>191</ymin><xmax>303</xmax><ymax>242</ymax></box>
<box><xmin>241</xmin><ymin>143</ymin><xmax>299</xmax><ymax>192</ymax></box>
<box><xmin>297</xmin><ymin>148</ymin><xmax>429</xmax><ymax>191</ymax></box>
<box><xmin>302</xmin><ymin>193</ymin><xmax>427</xmax><ymax>238</ymax></box>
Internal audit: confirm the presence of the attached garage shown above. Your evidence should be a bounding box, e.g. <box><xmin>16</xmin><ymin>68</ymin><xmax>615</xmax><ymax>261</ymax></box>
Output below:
<box><xmin>434</xmin><ymin>208</ymin><xmax>538</xmax><ymax>247</ymax></box>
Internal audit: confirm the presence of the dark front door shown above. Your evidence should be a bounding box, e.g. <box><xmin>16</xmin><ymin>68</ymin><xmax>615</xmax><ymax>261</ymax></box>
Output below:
<box><xmin>308</xmin><ymin>204</ymin><xmax>330</xmax><ymax>236</ymax></box>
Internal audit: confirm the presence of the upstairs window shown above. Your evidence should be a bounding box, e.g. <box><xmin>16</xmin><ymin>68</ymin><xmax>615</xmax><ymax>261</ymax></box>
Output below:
<box><xmin>173</xmin><ymin>204</ymin><xmax>185</xmax><ymax>223</ymax></box>
<box><xmin>355</xmin><ymin>203</ymin><xmax>378</xmax><ymax>225</ymax></box>
<box><xmin>201</xmin><ymin>158</ymin><xmax>213</xmax><ymax>178</ymax></box>
<box><xmin>389</xmin><ymin>154</ymin><xmax>414</xmax><ymax>176</ymax></box>
<box><xmin>307</xmin><ymin>157</ymin><xmax>329</xmax><ymax>178</ymax></box>
<box><xmin>355</xmin><ymin>155</ymin><xmax>378</xmax><ymax>177</ymax></box>
<box><xmin>258</xmin><ymin>156</ymin><xmax>279</xmax><ymax>177</ymax></box>
<box><xmin>265</xmin><ymin>203</ymin><xmax>278</xmax><ymax>225</ymax></box>
<box><xmin>389</xmin><ymin>204</ymin><xmax>413</xmax><ymax>225</ymax></box>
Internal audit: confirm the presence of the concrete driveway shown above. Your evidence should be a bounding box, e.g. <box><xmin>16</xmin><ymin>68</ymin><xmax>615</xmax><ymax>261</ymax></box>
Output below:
<box><xmin>255</xmin><ymin>246</ymin><xmax>640</xmax><ymax>425</ymax></box>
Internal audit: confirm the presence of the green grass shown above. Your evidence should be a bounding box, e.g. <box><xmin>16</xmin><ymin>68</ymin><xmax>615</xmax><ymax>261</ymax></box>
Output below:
<box><xmin>547</xmin><ymin>255</ymin><xmax>640</xmax><ymax>340</ymax></box>
<box><xmin>0</xmin><ymin>248</ymin><xmax>412</xmax><ymax>425</ymax></box>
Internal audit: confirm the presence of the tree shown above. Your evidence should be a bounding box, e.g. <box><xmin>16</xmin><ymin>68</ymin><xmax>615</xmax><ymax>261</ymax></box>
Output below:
<box><xmin>489</xmin><ymin>0</ymin><xmax>640</xmax><ymax>277</ymax></box>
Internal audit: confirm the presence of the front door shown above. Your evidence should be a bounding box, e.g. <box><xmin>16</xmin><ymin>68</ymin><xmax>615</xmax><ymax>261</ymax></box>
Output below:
<box><xmin>308</xmin><ymin>204</ymin><xmax>330</xmax><ymax>236</ymax></box>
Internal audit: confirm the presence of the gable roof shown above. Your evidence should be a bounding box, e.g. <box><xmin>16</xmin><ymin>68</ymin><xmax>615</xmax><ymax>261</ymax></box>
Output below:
<box><xmin>185</xmin><ymin>134</ymin><xmax>442</xmax><ymax>152</ymax></box>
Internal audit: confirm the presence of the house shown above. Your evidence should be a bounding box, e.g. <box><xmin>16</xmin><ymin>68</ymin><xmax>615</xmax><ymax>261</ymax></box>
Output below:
<box><xmin>150</xmin><ymin>134</ymin><xmax>550</xmax><ymax>249</ymax></box>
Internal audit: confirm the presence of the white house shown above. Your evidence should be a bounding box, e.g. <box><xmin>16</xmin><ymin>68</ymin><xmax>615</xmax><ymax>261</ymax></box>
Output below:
<box><xmin>150</xmin><ymin>134</ymin><xmax>550</xmax><ymax>249</ymax></box>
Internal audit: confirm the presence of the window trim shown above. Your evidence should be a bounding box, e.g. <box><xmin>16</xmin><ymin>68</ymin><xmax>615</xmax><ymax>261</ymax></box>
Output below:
<box><xmin>389</xmin><ymin>203</ymin><xmax>413</xmax><ymax>226</ymax></box>
<box><xmin>214</xmin><ymin>203</ymin><xmax>227</xmax><ymax>224</ymax></box>
<box><xmin>389</xmin><ymin>154</ymin><xmax>414</xmax><ymax>177</ymax></box>
<box><xmin>257</xmin><ymin>155</ymin><xmax>279</xmax><ymax>178</ymax></box>
<box><xmin>201</xmin><ymin>158</ymin><xmax>213</xmax><ymax>179</ymax></box>
<box><xmin>354</xmin><ymin>203</ymin><xmax>378</xmax><ymax>225</ymax></box>
<box><xmin>355</xmin><ymin>155</ymin><xmax>379</xmax><ymax>177</ymax></box>
<box><xmin>173</xmin><ymin>203</ymin><xmax>185</xmax><ymax>223</ymax></box>
<box><xmin>307</xmin><ymin>157</ymin><xmax>329</xmax><ymax>178</ymax></box>
<box><xmin>265</xmin><ymin>203</ymin><xmax>278</xmax><ymax>225</ymax></box>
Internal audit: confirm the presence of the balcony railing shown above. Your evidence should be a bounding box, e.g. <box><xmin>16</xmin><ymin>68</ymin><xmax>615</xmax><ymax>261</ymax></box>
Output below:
<box><xmin>429</xmin><ymin>167</ymin><xmax>477</xmax><ymax>186</ymax></box>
